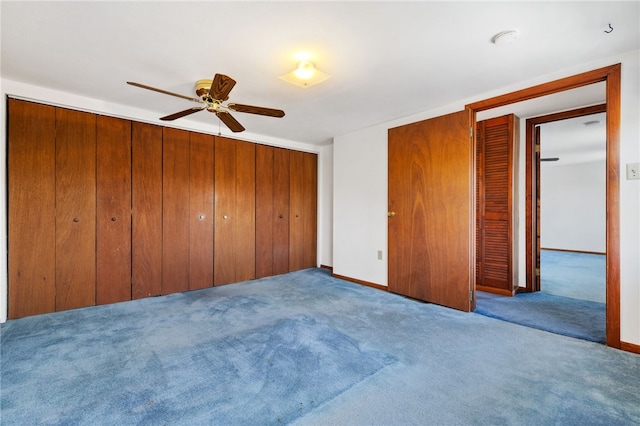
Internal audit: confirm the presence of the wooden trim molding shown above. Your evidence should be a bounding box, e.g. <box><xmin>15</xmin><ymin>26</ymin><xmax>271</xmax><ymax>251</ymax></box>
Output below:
<box><xmin>466</xmin><ymin>63</ymin><xmax>621</xmax><ymax>350</ymax></box>
<box><xmin>320</xmin><ymin>264</ymin><xmax>333</xmax><ymax>272</ymax></box>
<box><xmin>332</xmin><ymin>273</ymin><xmax>388</xmax><ymax>292</ymax></box>
<box><xmin>540</xmin><ymin>247</ymin><xmax>606</xmax><ymax>256</ymax></box>
<box><xmin>620</xmin><ymin>341</ymin><xmax>640</xmax><ymax>355</ymax></box>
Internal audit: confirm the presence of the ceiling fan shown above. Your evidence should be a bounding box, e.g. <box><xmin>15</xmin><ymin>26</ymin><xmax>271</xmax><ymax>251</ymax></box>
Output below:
<box><xmin>127</xmin><ymin>73</ymin><xmax>285</xmax><ymax>133</ymax></box>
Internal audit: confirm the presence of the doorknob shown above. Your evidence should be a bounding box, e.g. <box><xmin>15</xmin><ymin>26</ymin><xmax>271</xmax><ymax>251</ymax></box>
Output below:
<box><xmin>387</xmin><ymin>211</ymin><xmax>396</xmax><ymax>217</ymax></box>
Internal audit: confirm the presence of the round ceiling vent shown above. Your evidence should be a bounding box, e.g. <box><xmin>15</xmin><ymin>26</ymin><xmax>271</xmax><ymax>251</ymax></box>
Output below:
<box><xmin>492</xmin><ymin>30</ymin><xmax>520</xmax><ymax>45</ymax></box>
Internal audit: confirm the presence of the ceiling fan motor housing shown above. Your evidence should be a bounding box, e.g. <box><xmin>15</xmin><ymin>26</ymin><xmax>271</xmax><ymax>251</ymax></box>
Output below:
<box><xmin>195</xmin><ymin>79</ymin><xmax>214</xmax><ymax>98</ymax></box>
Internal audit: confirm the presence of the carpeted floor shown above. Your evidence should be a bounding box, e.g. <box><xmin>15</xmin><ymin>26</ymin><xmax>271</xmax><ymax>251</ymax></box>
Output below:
<box><xmin>540</xmin><ymin>250</ymin><xmax>606</xmax><ymax>303</ymax></box>
<box><xmin>2</xmin><ymin>268</ymin><xmax>639</xmax><ymax>425</ymax></box>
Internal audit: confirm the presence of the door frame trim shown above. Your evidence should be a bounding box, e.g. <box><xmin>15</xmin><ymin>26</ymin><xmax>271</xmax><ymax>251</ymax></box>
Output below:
<box><xmin>525</xmin><ymin>103</ymin><xmax>607</xmax><ymax>293</ymax></box>
<box><xmin>466</xmin><ymin>63</ymin><xmax>621</xmax><ymax>349</ymax></box>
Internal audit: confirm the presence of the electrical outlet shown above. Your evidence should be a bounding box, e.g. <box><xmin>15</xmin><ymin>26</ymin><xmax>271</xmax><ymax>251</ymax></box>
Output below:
<box><xmin>627</xmin><ymin>163</ymin><xmax>640</xmax><ymax>180</ymax></box>
<box><xmin>377</xmin><ymin>250</ymin><xmax>383</xmax><ymax>260</ymax></box>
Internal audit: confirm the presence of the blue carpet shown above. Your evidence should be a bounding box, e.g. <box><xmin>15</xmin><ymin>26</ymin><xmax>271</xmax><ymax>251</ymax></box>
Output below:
<box><xmin>2</xmin><ymin>268</ymin><xmax>639</xmax><ymax>425</ymax></box>
<box><xmin>541</xmin><ymin>250</ymin><xmax>605</xmax><ymax>303</ymax></box>
<box><xmin>475</xmin><ymin>291</ymin><xmax>605</xmax><ymax>343</ymax></box>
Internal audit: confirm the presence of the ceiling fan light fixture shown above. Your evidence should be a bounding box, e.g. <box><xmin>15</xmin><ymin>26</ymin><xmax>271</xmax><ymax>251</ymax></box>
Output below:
<box><xmin>280</xmin><ymin>60</ymin><xmax>330</xmax><ymax>88</ymax></box>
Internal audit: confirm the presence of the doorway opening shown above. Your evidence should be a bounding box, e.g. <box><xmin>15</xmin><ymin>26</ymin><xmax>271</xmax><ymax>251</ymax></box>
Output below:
<box><xmin>467</xmin><ymin>64</ymin><xmax>621</xmax><ymax>349</ymax></box>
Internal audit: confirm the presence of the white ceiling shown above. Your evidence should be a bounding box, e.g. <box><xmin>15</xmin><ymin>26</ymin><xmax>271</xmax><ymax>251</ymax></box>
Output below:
<box><xmin>2</xmin><ymin>1</ymin><xmax>638</xmax><ymax>146</ymax></box>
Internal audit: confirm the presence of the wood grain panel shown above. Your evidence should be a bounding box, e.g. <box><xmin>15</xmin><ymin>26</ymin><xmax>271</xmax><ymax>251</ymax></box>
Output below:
<box><xmin>234</xmin><ymin>140</ymin><xmax>256</xmax><ymax>281</ymax></box>
<box><xmin>162</xmin><ymin>127</ymin><xmax>191</xmax><ymax>295</ymax></box>
<box><xmin>189</xmin><ymin>132</ymin><xmax>215</xmax><ymax>290</ymax></box>
<box><xmin>214</xmin><ymin>137</ymin><xmax>237</xmax><ymax>285</ymax></box>
<box><xmin>55</xmin><ymin>108</ymin><xmax>97</xmax><ymax>311</ymax></box>
<box><xmin>289</xmin><ymin>150</ymin><xmax>305</xmax><ymax>271</ymax></box>
<box><xmin>96</xmin><ymin>115</ymin><xmax>132</xmax><ymax>305</ymax></box>
<box><xmin>272</xmin><ymin>148</ymin><xmax>290</xmax><ymax>275</ymax></box>
<box><xmin>255</xmin><ymin>144</ymin><xmax>275</xmax><ymax>278</ymax></box>
<box><xmin>8</xmin><ymin>99</ymin><xmax>57</xmax><ymax>318</ymax></box>
<box><xmin>388</xmin><ymin>110</ymin><xmax>473</xmax><ymax>312</ymax></box>
<box><xmin>131</xmin><ymin>122</ymin><xmax>163</xmax><ymax>298</ymax></box>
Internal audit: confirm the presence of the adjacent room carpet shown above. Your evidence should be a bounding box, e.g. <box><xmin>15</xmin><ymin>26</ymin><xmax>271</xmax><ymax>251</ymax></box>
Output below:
<box><xmin>541</xmin><ymin>249</ymin><xmax>606</xmax><ymax>303</ymax></box>
<box><xmin>2</xmin><ymin>268</ymin><xmax>639</xmax><ymax>425</ymax></box>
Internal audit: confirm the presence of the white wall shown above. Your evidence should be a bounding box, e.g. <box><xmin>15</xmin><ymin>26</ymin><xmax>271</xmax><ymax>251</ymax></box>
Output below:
<box><xmin>0</xmin><ymin>79</ymin><xmax>328</xmax><ymax>323</ymax></box>
<box><xmin>540</xmin><ymin>160</ymin><xmax>606</xmax><ymax>252</ymax></box>
<box><xmin>333</xmin><ymin>50</ymin><xmax>640</xmax><ymax>345</ymax></box>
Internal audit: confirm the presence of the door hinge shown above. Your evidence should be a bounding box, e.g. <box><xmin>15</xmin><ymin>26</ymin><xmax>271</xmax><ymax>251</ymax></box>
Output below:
<box><xmin>470</xmin><ymin>291</ymin><xmax>473</xmax><ymax>302</ymax></box>
<box><xmin>535</xmin><ymin>268</ymin><xmax>540</xmax><ymax>276</ymax></box>
<box><xmin>469</xmin><ymin>126</ymin><xmax>473</xmax><ymax>138</ymax></box>
<box><xmin>535</xmin><ymin>144</ymin><xmax>540</xmax><ymax>153</ymax></box>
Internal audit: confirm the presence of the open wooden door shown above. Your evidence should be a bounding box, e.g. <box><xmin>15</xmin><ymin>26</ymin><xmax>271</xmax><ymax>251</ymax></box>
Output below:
<box><xmin>388</xmin><ymin>109</ymin><xmax>474</xmax><ymax>312</ymax></box>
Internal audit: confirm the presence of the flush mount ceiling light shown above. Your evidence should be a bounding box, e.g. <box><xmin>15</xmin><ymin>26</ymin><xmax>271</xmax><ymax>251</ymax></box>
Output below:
<box><xmin>279</xmin><ymin>60</ymin><xmax>330</xmax><ymax>88</ymax></box>
<box><xmin>492</xmin><ymin>30</ymin><xmax>520</xmax><ymax>46</ymax></box>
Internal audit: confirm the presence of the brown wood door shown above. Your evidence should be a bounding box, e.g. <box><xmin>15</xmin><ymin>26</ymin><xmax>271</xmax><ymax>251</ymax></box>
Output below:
<box><xmin>96</xmin><ymin>115</ymin><xmax>132</xmax><ymax>305</ymax></box>
<box><xmin>8</xmin><ymin>99</ymin><xmax>57</xmax><ymax>318</ymax></box>
<box><xmin>163</xmin><ymin>127</ymin><xmax>191</xmax><ymax>295</ymax></box>
<box><xmin>55</xmin><ymin>108</ymin><xmax>97</xmax><ymax>311</ymax></box>
<box><xmin>132</xmin><ymin>122</ymin><xmax>163</xmax><ymax>299</ymax></box>
<box><xmin>214</xmin><ymin>137</ymin><xmax>256</xmax><ymax>285</ymax></box>
<box><xmin>189</xmin><ymin>132</ymin><xmax>215</xmax><ymax>290</ymax></box>
<box><xmin>256</xmin><ymin>145</ymin><xmax>291</xmax><ymax>278</ymax></box>
<box><xmin>475</xmin><ymin>114</ymin><xmax>517</xmax><ymax>295</ymax></box>
<box><xmin>289</xmin><ymin>151</ymin><xmax>317</xmax><ymax>271</ymax></box>
<box><xmin>388</xmin><ymin>110</ymin><xmax>474</xmax><ymax>312</ymax></box>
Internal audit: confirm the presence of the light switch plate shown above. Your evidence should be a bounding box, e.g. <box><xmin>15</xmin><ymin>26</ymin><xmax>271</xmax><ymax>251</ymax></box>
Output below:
<box><xmin>627</xmin><ymin>163</ymin><xmax>640</xmax><ymax>180</ymax></box>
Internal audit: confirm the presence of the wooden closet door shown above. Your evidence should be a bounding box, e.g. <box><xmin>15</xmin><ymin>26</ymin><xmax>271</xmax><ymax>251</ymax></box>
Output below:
<box><xmin>55</xmin><ymin>108</ymin><xmax>97</xmax><ymax>311</ymax></box>
<box><xmin>256</xmin><ymin>145</ymin><xmax>275</xmax><ymax>278</ymax></box>
<box><xmin>96</xmin><ymin>116</ymin><xmax>132</xmax><ymax>305</ymax></box>
<box><xmin>256</xmin><ymin>145</ymin><xmax>290</xmax><ymax>278</ymax></box>
<box><xmin>272</xmin><ymin>147</ymin><xmax>291</xmax><ymax>274</ymax></box>
<box><xmin>289</xmin><ymin>151</ymin><xmax>317</xmax><ymax>271</ymax></box>
<box><xmin>214</xmin><ymin>137</ymin><xmax>255</xmax><ymax>285</ymax></box>
<box><xmin>189</xmin><ymin>132</ymin><xmax>215</xmax><ymax>290</ymax></box>
<box><xmin>8</xmin><ymin>99</ymin><xmax>56</xmax><ymax>318</ymax></box>
<box><xmin>132</xmin><ymin>122</ymin><xmax>163</xmax><ymax>299</ymax></box>
<box><xmin>476</xmin><ymin>114</ymin><xmax>516</xmax><ymax>294</ymax></box>
<box><xmin>163</xmin><ymin>127</ymin><xmax>190</xmax><ymax>295</ymax></box>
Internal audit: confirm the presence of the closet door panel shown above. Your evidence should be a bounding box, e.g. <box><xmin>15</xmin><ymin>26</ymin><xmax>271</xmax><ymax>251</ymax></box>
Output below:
<box><xmin>289</xmin><ymin>151</ymin><xmax>305</xmax><ymax>271</ymax></box>
<box><xmin>55</xmin><ymin>108</ymin><xmax>97</xmax><ymax>311</ymax></box>
<box><xmin>163</xmin><ymin>127</ymin><xmax>191</xmax><ymax>295</ymax></box>
<box><xmin>214</xmin><ymin>137</ymin><xmax>237</xmax><ymax>285</ymax></box>
<box><xmin>234</xmin><ymin>140</ymin><xmax>256</xmax><ymax>282</ymax></box>
<box><xmin>272</xmin><ymin>148</ymin><xmax>290</xmax><ymax>275</ymax></box>
<box><xmin>132</xmin><ymin>122</ymin><xmax>163</xmax><ymax>299</ymax></box>
<box><xmin>96</xmin><ymin>116</ymin><xmax>132</xmax><ymax>305</ymax></box>
<box><xmin>256</xmin><ymin>144</ymin><xmax>275</xmax><ymax>278</ymax></box>
<box><xmin>8</xmin><ymin>99</ymin><xmax>56</xmax><ymax>318</ymax></box>
<box><xmin>189</xmin><ymin>132</ymin><xmax>215</xmax><ymax>290</ymax></box>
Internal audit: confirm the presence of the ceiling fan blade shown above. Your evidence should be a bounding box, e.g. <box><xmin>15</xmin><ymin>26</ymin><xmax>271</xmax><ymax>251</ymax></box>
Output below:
<box><xmin>127</xmin><ymin>81</ymin><xmax>202</xmax><ymax>103</ymax></box>
<box><xmin>228</xmin><ymin>103</ymin><xmax>285</xmax><ymax>118</ymax></box>
<box><xmin>215</xmin><ymin>111</ymin><xmax>245</xmax><ymax>133</ymax></box>
<box><xmin>160</xmin><ymin>107</ymin><xmax>205</xmax><ymax>121</ymax></box>
<box><xmin>209</xmin><ymin>74</ymin><xmax>236</xmax><ymax>101</ymax></box>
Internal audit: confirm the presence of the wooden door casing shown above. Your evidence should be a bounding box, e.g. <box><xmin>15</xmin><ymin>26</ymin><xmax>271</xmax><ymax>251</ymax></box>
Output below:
<box><xmin>55</xmin><ymin>108</ymin><xmax>97</xmax><ymax>311</ymax></box>
<box><xmin>96</xmin><ymin>115</ymin><xmax>132</xmax><ymax>305</ymax></box>
<box><xmin>7</xmin><ymin>100</ymin><xmax>57</xmax><ymax>318</ymax></box>
<box><xmin>388</xmin><ymin>110</ymin><xmax>474</xmax><ymax>312</ymax></box>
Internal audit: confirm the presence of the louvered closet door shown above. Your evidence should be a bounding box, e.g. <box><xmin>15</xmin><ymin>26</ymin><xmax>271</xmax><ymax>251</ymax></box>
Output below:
<box><xmin>55</xmin><ymin>108</ymin><xmax>97</xmax><ymax>311</ymax></box>
<box><xmin>8</xmin><ymin>99</ymin><xmax>57</xmax><ymax>318</ymax></box>
<box><xmin>476</xmin><ymin>114</ymin><xmax>516</xmax><ymax>294</ymax></box>
<box><xmin>96</xmin><ymin>115</ymin><xmax>132</xmax><ymax>305</ymax></box>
